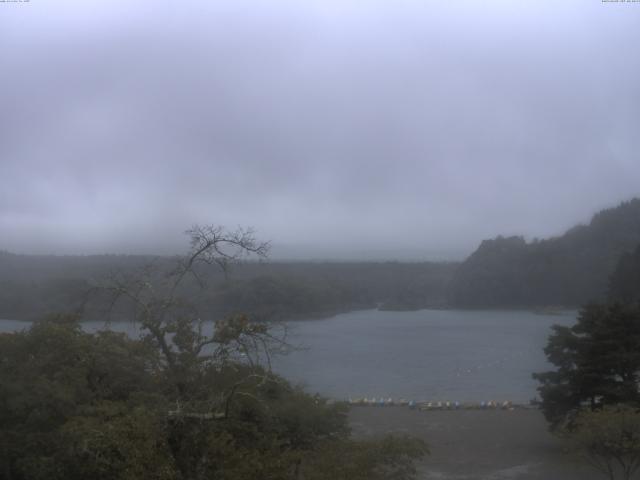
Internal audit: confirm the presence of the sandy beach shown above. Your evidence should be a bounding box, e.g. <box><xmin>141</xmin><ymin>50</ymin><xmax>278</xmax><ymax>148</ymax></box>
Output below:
<box><xmin>349</xmin><ymin>407</ymin><xmax>603</xmax><ymax>480</ymax></box>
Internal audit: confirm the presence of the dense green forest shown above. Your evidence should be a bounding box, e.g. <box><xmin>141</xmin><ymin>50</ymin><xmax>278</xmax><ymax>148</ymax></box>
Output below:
<box><xmin>0</xmin><ymin>253</ymin><xmax>456</xmax><ymax>321</ymax></box>
<box><xmin>450</xmin><ymin>199</ymin><xmax>640</xmax><ymax>307</ymax></box>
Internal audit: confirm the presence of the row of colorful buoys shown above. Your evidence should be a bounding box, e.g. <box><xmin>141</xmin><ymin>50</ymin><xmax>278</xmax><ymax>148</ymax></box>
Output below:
<box><xmin>417</xmin><ymin>401</ymin><xmax>461</xmax><ymax>410</ymax></box>
<box><xmin>347</xmin><ymin>398</ymin><xmax>515</xmax><ymax>410</ymax></box>
<box><xmin>417</xmin><ymin>400</ymin><xmax>514</xmax><ymax>410</ymax></box>
<box><xmin>348</xmin><ymin>397</ymin><xmax>408</xmax><ymax>406</ymax></box>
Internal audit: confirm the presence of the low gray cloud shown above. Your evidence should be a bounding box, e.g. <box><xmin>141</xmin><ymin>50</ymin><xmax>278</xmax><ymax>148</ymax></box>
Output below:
<box><xmin>1</xmin><ymin>0</ymin><xmax>639</xmax><ymax>259</ymax></box>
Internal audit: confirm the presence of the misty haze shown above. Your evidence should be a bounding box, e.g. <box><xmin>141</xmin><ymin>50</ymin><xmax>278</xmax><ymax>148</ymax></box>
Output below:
<box><xmin>1</xmin><ymin>2</ymin><xmax>640</xmax><ymax>480</ymax></box>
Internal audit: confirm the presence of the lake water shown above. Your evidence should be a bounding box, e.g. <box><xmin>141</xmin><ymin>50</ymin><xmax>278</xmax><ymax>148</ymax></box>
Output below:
<box><xmin>272</xmin><ymin>309</ymin><xmax>577</xmax><ymax>403</ymax></box>
<box><xmin>0</xmin><ymin>309</ymin><xmax>576</xmax><ymax>403</ymax></box>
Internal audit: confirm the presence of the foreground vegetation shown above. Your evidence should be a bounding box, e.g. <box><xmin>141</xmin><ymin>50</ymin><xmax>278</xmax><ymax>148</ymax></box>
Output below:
<box><xmin>0</xmin><ymin>226</ymin><xmax>427</xmax><ymax>480</ymax></box>
<box><xmin>0</xmin><ymin>315</ymin><xmax>426</xmax><ymax>480</ymax></box>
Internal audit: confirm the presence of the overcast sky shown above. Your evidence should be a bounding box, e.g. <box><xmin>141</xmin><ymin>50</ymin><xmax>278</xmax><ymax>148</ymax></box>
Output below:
<box><xmin>1</xmin><ymin>0</ymin><xmax>639</xmax><ymax>260</ymax></box>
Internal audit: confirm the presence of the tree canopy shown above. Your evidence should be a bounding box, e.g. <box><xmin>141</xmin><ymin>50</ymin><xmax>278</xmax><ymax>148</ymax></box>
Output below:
<box><xmin>567</xmin><ymin>405</ymin><xmax>640</xmax><ymax>480</ymax></box>
<box><xmin>533</xmin><ymin>303</ymin><xmax>640</xmax><ymax>429</ymax></box>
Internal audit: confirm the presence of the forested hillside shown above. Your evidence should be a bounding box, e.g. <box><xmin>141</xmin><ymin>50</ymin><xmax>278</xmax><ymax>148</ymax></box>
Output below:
<box><xmin>609</xmin><ymin>243</ymin><xmax>640</xmax><ymax>304</ymax></box>
<box><xmin>0</xmin><ymin>253</ymin><xmax>456</xmax><ymax>321</ymax></box>
<box><xmin>450</xmin><ymin>199</ymin><xmax>640</xmax><ymax>307</ymax></box>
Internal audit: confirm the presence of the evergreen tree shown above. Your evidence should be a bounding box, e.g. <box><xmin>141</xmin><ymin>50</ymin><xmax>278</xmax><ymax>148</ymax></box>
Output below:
<box><xmin>533</xmin><ymin>303</ymin><xmax>640</xmax><ymax>429</ymax></box>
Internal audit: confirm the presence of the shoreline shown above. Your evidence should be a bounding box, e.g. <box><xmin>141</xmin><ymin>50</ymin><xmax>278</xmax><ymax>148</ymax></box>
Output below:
<box><xmin>349</xmin><ymin>407</ymin><xmax>600</xmax><ymax>479</ymax></box>
<box><xmin>0</xmin><ymin>305</ymin><xmax>579</xmax><ymax>324</ymax></box>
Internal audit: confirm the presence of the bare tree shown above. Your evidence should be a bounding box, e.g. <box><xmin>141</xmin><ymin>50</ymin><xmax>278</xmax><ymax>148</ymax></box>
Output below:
<box><xmin>96</xmin><ymin>225</ymin><xmax>289</xmax><ymax>413</ymax></box>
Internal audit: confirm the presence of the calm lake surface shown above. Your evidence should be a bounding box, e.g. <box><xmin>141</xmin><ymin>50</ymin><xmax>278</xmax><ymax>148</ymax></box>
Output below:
<box><xmin>273</xmin><ymin>309</ymin><xmax>576</xmax><ymax>403</ymax></box>
<box><xmin>0</xmin><ymin>309</ymin><xmax>576</xmax><ymax>403</ymax></box>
